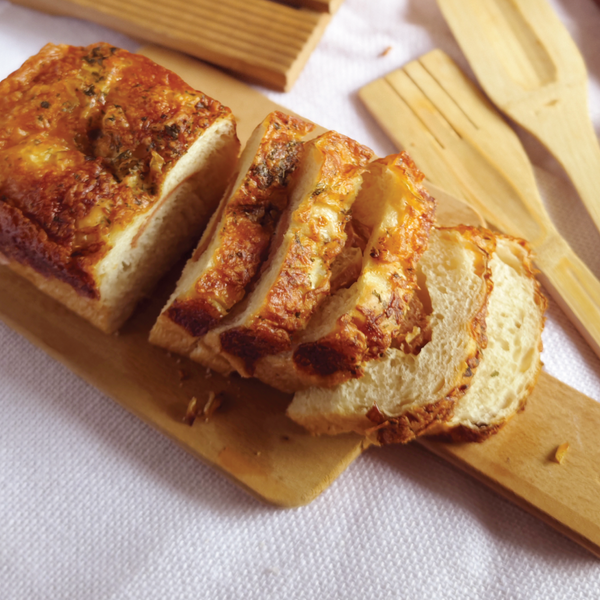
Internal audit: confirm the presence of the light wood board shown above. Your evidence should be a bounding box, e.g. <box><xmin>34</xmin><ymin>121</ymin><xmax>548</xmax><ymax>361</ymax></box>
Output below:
<box><xmin>1</xmin><ymin>46</ymin><xmax>600</xmax><ymax>557</ymax></box>
<box><xmin>280</xmin><ymin>0</ymin><xmax>344</xmax><ymax>14</ymax></box>
<box><xmin>10</xmin><ymin>0</ymin><xmax>336</xmax><ymax>91</ymax></box>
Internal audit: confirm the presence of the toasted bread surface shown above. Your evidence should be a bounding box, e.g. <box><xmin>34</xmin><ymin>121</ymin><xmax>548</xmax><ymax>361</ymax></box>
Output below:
<box><xmin>210</xmin><ymin>131</ymin><xmax>374</xmax><ymax>376</ymax></box>
<box><xmin>150</xmin><ymin>111</ymin><xmax>314</xmax><ymax>352</ymax></box>
<box><xmin>290</xmin><ymin>153</ymin><xmax>436</xmax><ymax>387</ymax></box>
<box><xmin>0</xmin><ymin>42</ymin><xmax>239</xmax><ymax>331</ymax></box>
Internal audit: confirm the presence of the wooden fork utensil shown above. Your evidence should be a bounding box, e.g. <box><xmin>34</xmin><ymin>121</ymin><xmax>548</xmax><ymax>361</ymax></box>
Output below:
<box><xmin>437</xmin><ymin>0</ymin><xmax>600</xmax><ymax>236</ymax></box>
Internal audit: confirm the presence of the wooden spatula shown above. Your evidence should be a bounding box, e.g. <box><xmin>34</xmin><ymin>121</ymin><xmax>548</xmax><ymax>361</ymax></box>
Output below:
<box><xmin>436</xmin><ymin>0</ymin><xmax>600</xmax><ymax>236</ymax></box>
<box><xmin>359</xmin><ymin>49</ymin><xmax>600</xmax><ymax>360</ymax></box>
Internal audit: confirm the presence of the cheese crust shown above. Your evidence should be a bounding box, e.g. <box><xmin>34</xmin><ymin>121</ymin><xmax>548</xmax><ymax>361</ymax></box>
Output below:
<box><xmin>0</xmin><ymin>42</ymin><xmax>233</xmax><ymax>300</ymax></box>
<box><xmin>160</xmin><ymin>111</ymin><xmax>315</xmax><ymax>339</ymax></box>
<box><xmin>291</xmin><ymin>153</ymin><xmax>436</xmax><ymax>386</ymax></box>
<box><xmin>215</xmin><ymin>131</ymin><xmax>374</xmax><ymax>376</ymax></box>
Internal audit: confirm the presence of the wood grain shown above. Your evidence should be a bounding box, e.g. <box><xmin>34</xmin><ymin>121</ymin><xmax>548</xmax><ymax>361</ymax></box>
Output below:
<box><xmin>358</xmin><ymin>50</ymin><xmax>600</xmax><ymax>362</ymax></box>
<box><xmin>1</xmin><ymin>45</ymin><xmax>600</xmax><ymax>556</ymax></box>
<box><xmin>437</xmin><ymin>0</ymin><xmax>600</xmax><ymax>238</ymax></box>
<box><xmin>0</xmin><ymin>261</ymin><xmax>364</xmax><ymax>507</ymax></box>
<box><xmin>421</xmin><ymin>373</ymin><xmax>600</xmax><ymax>559</ymax></box>
<box><xmin>278</xmin><ymin>0</ymin><xmax>344</xmax><ymax>14</ymax></box>
<box><xmin>9</xmin><ymin>0</ymin><xmax>333</xmax><ymax>91</ymax></box>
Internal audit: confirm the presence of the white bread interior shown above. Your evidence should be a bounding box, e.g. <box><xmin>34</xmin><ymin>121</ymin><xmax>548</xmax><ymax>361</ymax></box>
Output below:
<box><xmin>426</xmin><ymin>235</ymin><xmax>546</xmax><ymax>441</ymax></box>
<box><xmin>148</xmin><ymin>118</ymin><xmax>267</xmax><ymax>352</ymax></box>
<box><xmin>82</xmin><ymin>115</ymin><xmax>239</xmax><ymax>332</ymax></box>
<box><xmin>287</xmin><ymin>227</ymin><xmax>493</xmax><ymax>443</ymax></box>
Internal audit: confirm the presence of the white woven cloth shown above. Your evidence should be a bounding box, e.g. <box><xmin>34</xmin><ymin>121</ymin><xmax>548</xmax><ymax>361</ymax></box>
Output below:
<box><xmin>1</xmin><ymin>0</ymin><xmax>600</xmax><ymax>597</ymax></box>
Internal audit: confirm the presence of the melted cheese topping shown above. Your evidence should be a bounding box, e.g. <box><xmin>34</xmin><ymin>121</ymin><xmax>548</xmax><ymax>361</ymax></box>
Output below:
<box><xmin>0</xmin><ymin>42</ymin><xmax>231</xmax><ymax>297</ymax></box>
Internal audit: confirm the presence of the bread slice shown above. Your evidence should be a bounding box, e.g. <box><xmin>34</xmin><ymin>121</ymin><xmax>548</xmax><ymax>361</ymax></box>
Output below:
<box><xmin>202</xmin><ymin>131</ymin><xmax>374</xmax><ymax>377</ymax></box>
<box><xmin>0</xmin><ymin>43</ymin><xmax>239</xmax><ymax>333</ymax></box>
<box><xmin>425</xmin><ymin>235</ymin><xmax>547</xmax><ymax>442</ymax></box>
<box><xmin>252</xmin><ymin>153</ymin><xmax>436</xmax><ymax>392</ymax></box>
<box><xmin>149</xmin><ymin>111</ymin><xmax>315</xmax><ymax>360</ymax></box>
<box><xmin>287</xmin><ymin>226</ymin><xmax>495</xmax><ymax>444</ymax></box>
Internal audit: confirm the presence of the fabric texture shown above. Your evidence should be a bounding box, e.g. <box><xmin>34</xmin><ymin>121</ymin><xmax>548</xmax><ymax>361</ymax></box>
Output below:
<box><xmin>1</xmin><ymin>0</ymin><xmax>600</xmax><ymax>598</ymax></box>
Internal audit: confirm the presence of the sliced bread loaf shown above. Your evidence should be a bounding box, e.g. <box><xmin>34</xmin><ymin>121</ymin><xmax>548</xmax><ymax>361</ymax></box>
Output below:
<box><xmin>252</xmin><ymin>153</ymin><xmax>436</xmax><ymax>392</ymax></box>
<box><xmin>287</xmin><ymin>226</ymin><xmax>495</xmax><ymax>443</ymax></box>
<box><xmin>149</xmin><ymin>111</ymin><xmax>314</xmax><ymax>361</ymax></box>
<box><xmin>203</xmin><ymin>131</ymin><xmax>374</xmax><ymax>377</ymax></box>
<box><xmin>425</xmin><ymin>235</ymin><xmax>547</xmax><ymax>442</ymax></box>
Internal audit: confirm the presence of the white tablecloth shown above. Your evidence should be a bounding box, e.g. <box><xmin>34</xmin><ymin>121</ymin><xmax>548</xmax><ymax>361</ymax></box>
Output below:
<box><xmin>1</xmin><ymin>1</ymin><xmax>600</xmax><ymax>597</ymax></box>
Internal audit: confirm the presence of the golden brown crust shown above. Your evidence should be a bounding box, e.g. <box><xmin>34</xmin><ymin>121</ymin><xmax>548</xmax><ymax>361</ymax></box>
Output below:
<box><xmin>365</xmin><ymin>395</ymin><xmax>455</xmax><ymax>445</ymax></box>
<box><xmin>220</xmin><ymin>131</ymin><xmax>374</xmax><ymax>374</ymax></box>
<box><xmin>3</xmin><ymin>258</ymin><xmax>114</xmax><ymax>332</ymax></box>
<box><xmin>164</xmin><ymin>112</ymin><xmax>314</xmax><ymax>337</ymax></box>
<box><xmin>292</xmin><ymin>153</ymin><xmax>436</xmax><ymax>384</ymax></box>
<box><xmin>0</xmin><ymin>42</ymin><xmax>232</xmax><ymax>298</ymax></box>
<box><xmin>149</xmin><ymin>309</ymin><xmax>200</xmax><ymax>356</ymax></box>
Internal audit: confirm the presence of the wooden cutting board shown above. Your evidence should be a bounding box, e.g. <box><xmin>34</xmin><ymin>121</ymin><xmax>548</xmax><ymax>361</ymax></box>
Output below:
<box><xmin>9</xmin><ymin>0</ymin><xmax>341</xmax><ymax>91</ymax></box>
<box><xmin>1</xmin><ymin>45</ymin><xmax>599</xmax><ymax>558</ymax></box>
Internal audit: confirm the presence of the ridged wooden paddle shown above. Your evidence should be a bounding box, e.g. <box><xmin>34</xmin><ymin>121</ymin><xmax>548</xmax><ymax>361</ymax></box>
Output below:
<box><xmin>9</xmin><ymin>0</ymin><xmax>336</xmax><ymax>91</ymax></box>
<box><xmin>436</xmin><ymin>0</ymin><xmax>600</xmax><ymax>236</ymax></box>
<box><xmin>359</xmin><ymin>49</ymin><xmax>600</xmax><ymax>360</ymax></box>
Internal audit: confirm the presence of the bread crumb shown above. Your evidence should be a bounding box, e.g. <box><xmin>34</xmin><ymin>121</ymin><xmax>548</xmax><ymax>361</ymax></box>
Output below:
<box><xmin>380</xmin><ymin>46</ymin><xmax>393</xmax><ymax>57</ymax></box>
<box><xmin>554</xmin><ymin>442</ymin><xmax>569</xmax><ymax>464</ymax></box>
<box><xmin>203</xmin><ymin>391</ymin><xmax>224</xmax><ymax>421</ymax></box>
<box><xmin>185</xmin><ymin>397</ymin><xmax>198</xmax><ymax>425</ymax></box>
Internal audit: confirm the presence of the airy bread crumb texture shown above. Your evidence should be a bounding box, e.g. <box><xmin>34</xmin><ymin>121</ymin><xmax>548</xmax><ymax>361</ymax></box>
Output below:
<box><xmin>426</xmin><ymin>234</ymin><xmax>547</xmax><ymax>442</ymax></box>
<box><xmin>287</xmin><ymin>226</ymin><xmax>494</xmax><ymax>443</ymax></box>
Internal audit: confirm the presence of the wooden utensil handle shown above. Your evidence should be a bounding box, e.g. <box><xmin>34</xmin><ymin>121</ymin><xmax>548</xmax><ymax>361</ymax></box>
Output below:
<box><xmin>535</xmin><ymin>234</ymin><xmax>600</xmax><ymax>357</ymax></box>
<box><xmin>532</xmin><ymin>103</ymin><xmax>600</xmax><ymax>236</ymax></box>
